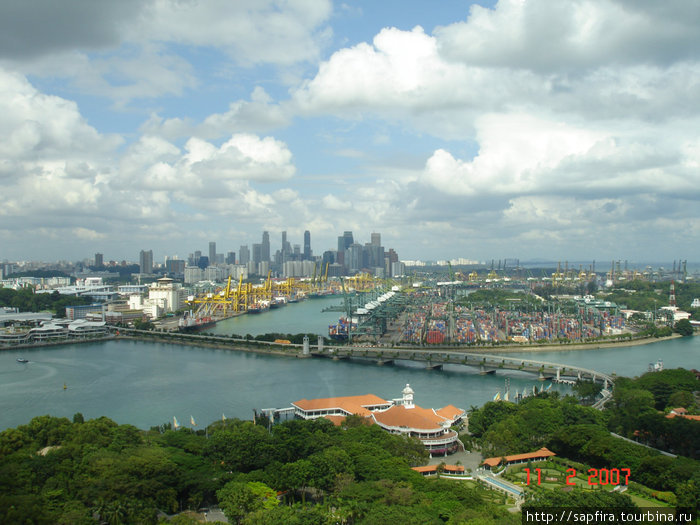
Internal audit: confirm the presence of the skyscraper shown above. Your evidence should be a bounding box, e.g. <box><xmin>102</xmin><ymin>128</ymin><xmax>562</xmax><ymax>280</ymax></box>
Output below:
<box><xmin>303</xmin><ymin>230</ymin><xmax>311</xmax><ymax>260</ymax></box>
<box><xmin>139</xmin><ymin>250</ymin><xmax>153</xmax><ymax>274</ymax></box>
<box><xmin>209</xmin><ymin>242</ymin><xmax>216</xmax><ymax>265</ymax></box>
<box><xmin>371</xmin><ymin>232</ymin><xmax>381</xmax><ymax>246</ymax></box>
<box><xmin>262</xmin><ymin>231</ymin><xmax>270</xmax><ymax>262</ymax></box>
<box><xmin>239</xmin><ymin>245</ymin><xmax>250</xmax><ymax>265</ymax></box>
<box><xmin>94</xmin><ymin>253</ymin><xmax>103</xmax><ymax>267</ymax></box>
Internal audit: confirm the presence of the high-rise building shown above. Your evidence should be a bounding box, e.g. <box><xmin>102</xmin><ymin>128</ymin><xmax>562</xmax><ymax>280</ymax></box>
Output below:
<box><xmin>209</xmin><ymin>242</ymin><xmax>216</xmax><ymax>265</ymax></box>
<box><xmin>262</xmin><ymin>231</ymin><xmax>270</xmax><ymax>262</ymax></box>
<box><xmin>94</xmin><ymin>253</ymin><xmax>103</xmax><ymax>267</ymax></box>
<box><xmin>253</xmin><ymin>243</ymin><xmax>262</xmax><ymax>264</ymax></box>
<box><xmin>342</xmin><ymin>231</ymin><xmax>354</xmax><ymax>251</ymax></box>
<box><xmin>346</xmin><ymin>243</ymin><xmax>363</xmax><ymax>272</ymax></box>
<box><xmin>139</xmin><ymin>250</ymin><xmax>153</xmax><ymax>274</ymax></box>
<box><xmin>225</xmin><ymin>252</ymin><xmax>236</xmax><ymax>265</ymax></box>
<box><xmin>197</xmin><ymin>256</ymin><xmax>209</xmax><ymax>270</ymax></box>
<box><xmin>303</xmin><ymin>230</ymin><xmax>311</xmax><ymax>260</ymax></box>
<box><xmin>371</xmin><ymin>232</ymin><xmax>381</xmax><ymax>246</ymax></box>
<box><xmin>281</xmin><ymin>231</ymin><xmax>291</xmax><ymax>259</ymax></box>
<box><xmin>239</xmin><ymin>245</ymin><xmax>250</xmax><ymax>265</ymax></box>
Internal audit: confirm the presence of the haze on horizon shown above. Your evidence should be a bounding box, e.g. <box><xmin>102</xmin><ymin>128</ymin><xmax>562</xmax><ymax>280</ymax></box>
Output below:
<box><xmin>1</xmin><ymin>0</ymin><xmax>699</xmax><ymax>263</ymax></box>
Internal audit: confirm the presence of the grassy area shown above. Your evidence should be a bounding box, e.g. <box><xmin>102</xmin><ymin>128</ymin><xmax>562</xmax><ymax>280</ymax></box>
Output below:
<box><xmin>504</xmin><ymin>460</ymin><xmax>676</xmax><ymax>507</ymax></box>
<box><xmin>626</xmin><ymin>493</ymin><xmax>671</xmax><ymax>508</ymax></box>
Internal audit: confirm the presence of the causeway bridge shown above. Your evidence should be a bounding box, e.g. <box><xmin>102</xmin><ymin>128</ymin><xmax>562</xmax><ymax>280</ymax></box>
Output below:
<box><xmin>312</xmin><ymin>345</ymin><xmax>614</xmax><ymax>408</ymax></box>
<box><xmin>311</xmin><ymin>345</ymin><xmax>614</xmax><ymax>388</ymax></box>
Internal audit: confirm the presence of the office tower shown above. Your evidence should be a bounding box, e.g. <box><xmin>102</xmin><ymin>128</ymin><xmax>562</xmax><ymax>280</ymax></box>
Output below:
<box><xmin>139</xmin><ymin>249</ymin><xmax>153</xmax><ymax>274</ymax></box>
<box><xmin>239</xmin><ymin>245</ymin><xmax>250</xmax><ymax>265</ymax></box>
<box><xmin>347</xmin><ymin>243</ymin><xmax>363</xmax><ymax>272</ymax></box>
<box><xmin>342</xmin><ymin>231</ymin><xmax>354</xmax><ymax>250</ymax></box>
<box><xmin>226</xmin><ymin>252</ymin><xmax>236</xmax><ymax>265</ymax></box>
<box><xmin>281</xmin><ymin>231</ymin><xmax>292</xmax><ymax>257</ymax></box>
<box><xmin>303</xmin><ymin>230</ymin><xmax>311</xmax><ymax>260</ymax></box>
<box><xmin>197</xmin><ymin>256</ymin><xmax>209</xmax><ymax>270</ymax></box>
<box><xmin>371</xmin><ymin>232</ymin><xmax>381</xmax><ymax>246</ymax></box>
<box><xmin>253</xmin><ymin>243</ymin><xmax>262</xmax><ymax>264</ymax></box>
<box><xmin>262</xmin><ymin>231</ymin><xmax>270</xmax><ymax>262</ymax></box>
<box><xmin>194</xmin><ymin>250</ymin><xmax>202</xmax><ymax>266</ymax></box>
<box><xmin>209</xmin><ymin>242</ymin><xmax>216</xmax><ymax>265</ymax></box>
<box><xmin>94</xmin><ymin>253</ymin><xmax>103</xmax><ymax>267</ymax></box>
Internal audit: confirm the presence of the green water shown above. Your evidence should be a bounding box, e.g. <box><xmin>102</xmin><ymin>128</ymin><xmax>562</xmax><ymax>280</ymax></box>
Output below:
<box><xmin>1</xmin><ymin>297</ymin><xmax>697</xmax><ymax>431</ymax></box>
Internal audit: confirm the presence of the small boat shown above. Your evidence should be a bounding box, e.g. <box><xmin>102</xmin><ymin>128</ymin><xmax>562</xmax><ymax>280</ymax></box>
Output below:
<box><xmin>16</xmin><ymin>358</ymin><xmax>29</xmax><ymax>363</ymax></box>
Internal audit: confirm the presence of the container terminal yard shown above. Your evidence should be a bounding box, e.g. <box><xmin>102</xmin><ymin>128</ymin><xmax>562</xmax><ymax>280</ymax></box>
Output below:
<box><xmin>174</xmin><ymin>260</ymin><xmax>679</xmax><ymax>347</ymax></box>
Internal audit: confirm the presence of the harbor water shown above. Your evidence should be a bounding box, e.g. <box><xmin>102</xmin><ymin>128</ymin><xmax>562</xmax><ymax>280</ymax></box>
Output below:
<box><xmin>1</xmin><ymin>297</ymin><xmax>698</xmax><ymax>432</ymax></box>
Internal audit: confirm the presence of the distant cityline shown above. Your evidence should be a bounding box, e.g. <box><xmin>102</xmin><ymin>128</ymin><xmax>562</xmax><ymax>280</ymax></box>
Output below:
<box><xmin>126</xmin><ymin>230</ymin><xmax>406</xmax><ymax>281</ymax></box>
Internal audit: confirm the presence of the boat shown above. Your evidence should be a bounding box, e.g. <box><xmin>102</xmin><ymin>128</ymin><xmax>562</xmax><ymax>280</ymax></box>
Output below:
<box><xmin>328</xmin><ymin>316</ymin><xmax>356</xmax><ymax>341</ymax></box>
<box><xmin>247</xmin><ymin>301</ymin><xmax>270</xmax><ymax>314</ymax></box>
<box><xmin>16</xmin><ymin>358</ymin><xmax>29</xmax><ymax>363</ymax></box>
<box><xmin>178</xmin><ymin>312</ymin><xmax>216</xmax><ymax>332</ymax></box>
<box><xmin>269</xmin><ymin>297</ymin><xmax>287</xmax><ymax>309</ymax></box>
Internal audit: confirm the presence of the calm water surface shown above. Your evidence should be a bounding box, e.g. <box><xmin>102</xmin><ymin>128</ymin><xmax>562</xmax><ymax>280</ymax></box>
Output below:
<box><xmin>1</xmin><ymin>297</ymin><xmax>697</xmax><ymax>431</ymax></box>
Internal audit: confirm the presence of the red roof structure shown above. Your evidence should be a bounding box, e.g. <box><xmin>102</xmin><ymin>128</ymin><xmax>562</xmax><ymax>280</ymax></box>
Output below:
<box><xmin>482</xmin><ymin>447</ymin><xmax>556</xmax><ymax>469</ymax></box>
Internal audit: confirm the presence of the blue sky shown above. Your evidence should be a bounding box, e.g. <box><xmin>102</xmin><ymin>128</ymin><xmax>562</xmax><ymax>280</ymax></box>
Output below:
<box><xmin>1</xmin><ymin>0</ymin><xmax>699</xmax><ymax>265</ymax></box>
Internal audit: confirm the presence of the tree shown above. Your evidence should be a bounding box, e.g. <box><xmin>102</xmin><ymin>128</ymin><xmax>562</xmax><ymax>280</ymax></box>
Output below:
<box><xmin>217</xmin><ymin>481</ymin><xmax>278</xmax><ymax>524</ymax></box>
<box><xmin>674</xmin><ymin>319</ymin><xmax>694</xmax><ymax>336</ymax></box>
<box><xmin>572</xmin><ymin>380</ymin><xmax>603</xmax><ymax>403</ymax></box>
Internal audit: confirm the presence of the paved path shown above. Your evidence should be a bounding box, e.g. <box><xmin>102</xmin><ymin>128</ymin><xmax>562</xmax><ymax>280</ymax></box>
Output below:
<box><xmin>205</xmin><ymin>507</ymin><xmax>228</xmax><ymax>523</ymax></box>
<box><xmin>428</xmin><ymin>449</ymin><xmax>483</xmax><ymax>473</ymax></box>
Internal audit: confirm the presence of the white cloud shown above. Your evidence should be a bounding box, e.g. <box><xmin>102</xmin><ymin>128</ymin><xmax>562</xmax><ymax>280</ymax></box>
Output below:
<box><xmin>436</xmin><ymin>0</ymin><xmax>700</xmax><ymax>71</ymax></box>
<box><xmin>141</xmin><ymin>87</ymin><xmax>290</xmax><ymax>140</ymax></box>
<box><xmin>136</xmin><ymin>0</ymin><xmax>333</xmax><ymax>66</ymax></box>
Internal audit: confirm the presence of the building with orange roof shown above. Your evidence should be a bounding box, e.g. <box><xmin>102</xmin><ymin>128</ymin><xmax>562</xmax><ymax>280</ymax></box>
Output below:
<box><xmin>291</xmin><ymin>394</ymin><xmax>392</xmax><ymax>420</ymax></box>
<box><xmin>411</xmin><ymin>464</ymin><xmax>465</xmax><ymax>476</ymax></box>
<box><xmin>292</xmin><ymin>384</ymin><xmax>466</xmax><ymax>456</ymax></box>
<box><xmin>481</xmin><ymin>447</ymin><xmax>556</xmax><ymax>470</ymax></box>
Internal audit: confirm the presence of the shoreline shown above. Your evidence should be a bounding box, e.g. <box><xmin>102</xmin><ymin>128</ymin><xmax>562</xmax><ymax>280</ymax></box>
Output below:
<box><xmin>471</xmin><ymin>334</ymin><xmax>685</xmax><ymax>354</ymax></box>
<box><xmin>2</xmin><ymin>332</ymin><xmax>690</xmax><ymax>354</ymax></box>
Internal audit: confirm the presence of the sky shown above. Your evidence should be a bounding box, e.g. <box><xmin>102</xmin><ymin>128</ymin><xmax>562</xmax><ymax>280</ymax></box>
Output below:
<box><xmin>1</xmin><ymin>0</ymin><xmax>699</xmax><ymax>265</ymax></box>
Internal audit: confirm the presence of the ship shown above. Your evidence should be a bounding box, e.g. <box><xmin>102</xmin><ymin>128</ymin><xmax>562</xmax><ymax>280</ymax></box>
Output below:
<box><xmin>178</xmin><ymin>312</ymin><xmax>216</xmax><ymax>332</ymax></box>
<box><xmin>269</xmin><ymin>297</ymin><xmax>287</xmax><ymax>309</ymax></box>
<box><xmin>247</xmin><ymin>301</ymin><xmax>270</xmax><ymax>314</ymax></box>
<box><xmin>328</xmin><ymin>316</ymin><xmax>356</xmax><ymax>341</ymax></box>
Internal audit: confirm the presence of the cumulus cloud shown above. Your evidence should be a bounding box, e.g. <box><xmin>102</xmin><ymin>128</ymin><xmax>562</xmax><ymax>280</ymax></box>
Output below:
<box><xmin>135</xmin><ymin>0</ymin><xmax>333</xmax><ymax>66</ymax></box>
<box><xmin>0</xmin><ymin>0</ymin><xmax>142</xmax><ymax>59</ymax></box>
<box><xmin>435</xmin><ymin>0</ymin><xmax>700</xmax><ymax>71</ymax></box>
<box><xmin>141</xmin><ymin>87</ymin><xmax>290</xmax><ymax>140</ymax></box>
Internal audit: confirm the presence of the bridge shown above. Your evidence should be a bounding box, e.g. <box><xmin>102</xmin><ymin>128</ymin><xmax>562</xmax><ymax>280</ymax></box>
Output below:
<box><xmin>111</xmin><ymin>328</ymin><xmax>615</xmax><ymax>408</ymax></box>
<box><xmin>312</xmin><ymin>345</ymin><xmax>614</xmax><ymax>386</ymax></box>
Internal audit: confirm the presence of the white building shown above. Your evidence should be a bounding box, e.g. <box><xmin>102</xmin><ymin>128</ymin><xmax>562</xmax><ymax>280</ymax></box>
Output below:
<box><xmin>659</xmin><ymin>306</ymin><xmax>692</xmax><ymax>322</ymax></box>
<box><xmin>292</xmin><ymin>384</ymin><xmax>465</xmax><ymax>456</ymax></box>
<box><xmin>147</xmin><ymin>277</ymin><xmax>185</xmax><ymax>313</ymax></box>
<box><xmin>184</xmin><ymin>266</ymin><xmax>204</xmax><ymax>284</ymax></box>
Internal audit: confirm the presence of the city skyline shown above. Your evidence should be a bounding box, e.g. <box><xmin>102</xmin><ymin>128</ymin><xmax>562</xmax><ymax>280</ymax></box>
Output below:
<box><xmin>1</xmin><ymin>1</ymin><xmax>700</xmax><ymax>262</ymax></box>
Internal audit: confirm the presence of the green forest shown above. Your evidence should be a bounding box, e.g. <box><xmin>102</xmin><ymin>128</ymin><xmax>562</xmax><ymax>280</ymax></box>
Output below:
<box><xmin>467</xmin><ymin>368</ymin><xmax>700</xmax><ymax>509</ymax></box>
<box><xmin>0</xmin><ymin>415</ymin><xmax>519</xmax><ymax>525</ymax></box>
<box><xmin>1</xmin><ymin>368</ymin><xmax>698</xmax><ymax>524</ymax></box>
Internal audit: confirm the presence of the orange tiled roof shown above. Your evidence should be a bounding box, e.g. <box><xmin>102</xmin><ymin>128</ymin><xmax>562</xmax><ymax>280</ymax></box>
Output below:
<box><xmin>292</xmin><ymin>394</ymin><xmax>390</xmax><ymax>417</ymax></box>
<box><xmin>372</xmin><ymin>404</ymin><xmax>448</xmax><ymax>431</ymax></box>
<box><xmin>411</xmin><ymin>465</ymin><xmax>465</xmax><ymax>473</ymax></box>
<box><xmin>324</xmin><ymin>415</ymin><xmax>348</xmax><ymax>426</ymax></box>
<box><xmin>482</xmin><ymin>447</ymin><xmax>556</xmax><ymax>467</ymax></box>
<box><xmin>666</xmin><ymin>413</ymin><xmax>700</xmax><ymax>421</ymax></box>
<box><xmin>436</xmin><ymin>404</ymin><xmax>465</xmax><ymax>420</ymax></box>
